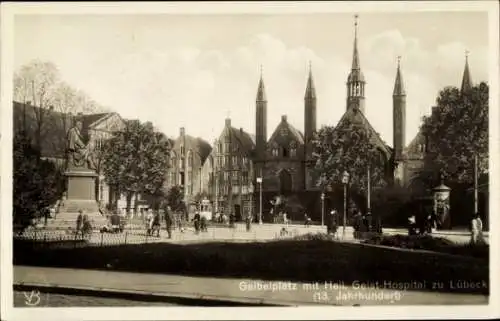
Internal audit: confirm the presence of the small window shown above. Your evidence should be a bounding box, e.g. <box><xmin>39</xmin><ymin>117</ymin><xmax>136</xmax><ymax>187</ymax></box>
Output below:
<box><xmin>180</xmin><ymin>145</ymin><xmax>185</xmax><ymax>156</ymax></box>
<box><xmin>232</xmin><ymin>156</ymin><xmax>238</xmax><ymax>165</ymax></box>
<box><xmin>272</xmin><ymin>149</ymin><xmax>279</xmax><ymax>157</ymax></box>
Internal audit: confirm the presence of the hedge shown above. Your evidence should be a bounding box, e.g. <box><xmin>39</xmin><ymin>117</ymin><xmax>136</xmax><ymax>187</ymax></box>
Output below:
<box><xmin>14</xmin><ymin>238</ymin><xmax>488</xmax><ymax>295</ymax></box>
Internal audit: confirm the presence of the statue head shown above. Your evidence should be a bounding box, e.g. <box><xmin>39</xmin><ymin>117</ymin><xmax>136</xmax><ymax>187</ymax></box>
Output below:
<box><xmin>75</xmin><ymin>119</ymin><xmax>83</xmax><ymax>131</ymax></box>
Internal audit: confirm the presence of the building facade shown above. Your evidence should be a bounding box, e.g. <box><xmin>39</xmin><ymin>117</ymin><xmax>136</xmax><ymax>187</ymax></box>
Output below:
<box><xmin>165</xmin><ymin>127</ymin><xmax>212</xmax><ymax>205</ymax></box>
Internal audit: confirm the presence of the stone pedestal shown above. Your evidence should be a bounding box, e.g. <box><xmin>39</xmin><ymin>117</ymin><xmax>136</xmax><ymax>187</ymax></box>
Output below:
<box><xmin>62</xmin><ymin>168</ymin><xmax>99</xmax><ymax>213</ymax></box>
<box><xmin>55</xmin><ymin>167</ymin><xmax>108</xmax><ymax>229</ymax></box>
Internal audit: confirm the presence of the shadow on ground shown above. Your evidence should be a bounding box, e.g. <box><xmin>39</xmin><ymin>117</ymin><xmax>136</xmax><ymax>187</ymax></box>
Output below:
<box><xmin>14</xmin><ymin>239</ymin><xmax>489</xmax><ymax>295</ymax></box>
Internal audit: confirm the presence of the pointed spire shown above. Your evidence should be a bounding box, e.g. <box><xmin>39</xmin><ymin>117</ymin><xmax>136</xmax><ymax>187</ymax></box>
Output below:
<box><xmin>351</xmin><ymin>14</ymin><xmax>360</xmax><ymax>70</ymax></box>
<box><xmin>256</xmin><ymin>64</ymin><xmax>267</xmax><ymax>101</ymax></box>
<box><xmin>305</xmin><ymin>60</ymin><xmax>316</xmax><ymax>99</ymax></box>
<box><xmin>393</xmin><ymin>56</ymin><xmax>406</xmax><ymax>96</ymax></box>
<box><xmin>461</xmin><ymin>50</ymin><xmax>473</xmax><ymax>92</ymax></box>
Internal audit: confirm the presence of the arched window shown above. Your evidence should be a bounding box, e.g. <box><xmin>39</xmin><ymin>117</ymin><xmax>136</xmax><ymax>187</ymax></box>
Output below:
<box><xmin>272</xmin><ymin>143</ymin><xmax>279</xmax><ymax>157</ymax></box>
<box><xmin>290</xmin><ymin>142</ymin><xmax>297</xmax><ymax>157</ymax></box>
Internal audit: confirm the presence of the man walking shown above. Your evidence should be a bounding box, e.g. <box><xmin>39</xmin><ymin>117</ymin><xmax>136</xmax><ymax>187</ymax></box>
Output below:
<box><xmin>471</xmin><ymin>212</ymin><xmax>484</xmax><ymax>244</ymax></box>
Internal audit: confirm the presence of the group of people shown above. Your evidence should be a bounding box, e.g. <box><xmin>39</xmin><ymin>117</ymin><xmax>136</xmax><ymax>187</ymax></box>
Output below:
<box><xmin>192</xmin><ymin>212</ymin><xmax>208</xmax><ymax>234</ymax></box>
<box><xmin>75</xmin><ymin>210</ymin><xmax>92</xmax><ymax>237</ymax></box>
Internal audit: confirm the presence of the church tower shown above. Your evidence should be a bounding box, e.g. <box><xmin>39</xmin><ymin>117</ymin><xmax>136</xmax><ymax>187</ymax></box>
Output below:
<box><xmin>346</xmin><ymin>14</ymin><xmax>366</xmax><ymax>114</ymax></box>
<box><xmin>255</xmin><ymin>66</ymin><xmax>268</xmax><ymax>174</ymax></box>
<box><xmin>304</xmin><ymin>62</ymin><xmax>317</xmax><ymax>190</ymax></box>
<box><xmin>393</xmin><ymin>56</ymin><xmax>406</xmax><ymax>163</ymax></box>
<box><xmin>461</xmin><ymin>50</ymin><xmax>473</xmax><ymax>92</ymax></box>
<box><xmin>304</xmin><ymin>61</ymin><xmax>317</xmax><ymax>155</ymax></box>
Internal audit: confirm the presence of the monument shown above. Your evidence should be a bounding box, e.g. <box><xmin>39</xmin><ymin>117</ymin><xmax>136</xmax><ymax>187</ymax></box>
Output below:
<box><xmin>58</xmin><ymin>119</ymin><xmax>106</xmax><ymax>226</ymax></box>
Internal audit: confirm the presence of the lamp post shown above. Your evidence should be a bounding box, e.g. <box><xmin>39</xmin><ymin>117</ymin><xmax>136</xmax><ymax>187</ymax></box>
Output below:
<box><xmin>257</xmin><ymin>177</ymin><xmax>263</xmax><ymax>224</ymax></box>
<box><xmin>341</xmin><ymin>171</ymin><xmax>350</xmax><ymax>239</ymax></box>
<box><xmin>321</xmin><ymin>192</ymin><xmax>325</xmax><ymax>227</ymax></box>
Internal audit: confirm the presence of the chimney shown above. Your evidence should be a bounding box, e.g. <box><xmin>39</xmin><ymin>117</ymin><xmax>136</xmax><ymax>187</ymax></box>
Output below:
<box><xmin>180</xmin><ymin>127</ymin><xmax>185</xmax><ymax>136</ymax></box>
<box><xmin>225</xmin><ymin>118</ymin><xmax>231</xmax><ymax>127</ymax></box>
<box><xmin>240</xmin><ymin>127</ymin><xmax>244</xmax><ymax>135</ymax></box>
<box><xmin>281</xmin><ymin>115</ymin><xmax>287</xmax><ymax>122</ymax></box>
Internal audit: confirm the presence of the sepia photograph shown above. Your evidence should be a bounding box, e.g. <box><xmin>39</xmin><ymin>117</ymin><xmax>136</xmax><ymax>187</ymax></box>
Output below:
<box><xmin>1</xmin><ymin>1</ymin><xmax>498</xmax><ymax>320</ymax></box>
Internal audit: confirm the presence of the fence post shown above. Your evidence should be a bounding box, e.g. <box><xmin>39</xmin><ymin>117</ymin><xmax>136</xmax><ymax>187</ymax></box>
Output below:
<box><xmin>145</xmin><ymin>233</ymin><xmax>148</xmax><ymax>244</ymax></box>
<box><xmin>100</xmin><ymin>233</ymin><xmax>104</xmax><ymax>247</ymax></box>
<box><xmin>124</xmin><ymin>232</ymin><xmax>128</xmax><ymax>245</ymax></box>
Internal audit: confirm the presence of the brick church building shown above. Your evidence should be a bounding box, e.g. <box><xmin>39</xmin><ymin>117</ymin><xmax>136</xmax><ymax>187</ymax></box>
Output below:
<box><xmin>167</xmin><ymin>16</ymin><xmax>476</xmax><ymax>221</ymax></box>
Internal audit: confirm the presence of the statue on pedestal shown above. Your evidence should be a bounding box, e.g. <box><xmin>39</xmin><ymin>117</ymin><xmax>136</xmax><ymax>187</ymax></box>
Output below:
<box><xmin>66</xmin><ymin>119</ymin><xmax>96</xmax><ymax>171</ymax></box>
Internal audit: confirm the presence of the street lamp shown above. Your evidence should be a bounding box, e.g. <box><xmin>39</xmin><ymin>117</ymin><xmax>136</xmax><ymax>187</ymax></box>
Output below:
<box><xmin>320</xmin><ymin>192</ymin><xmax>325</xmax><ymax>227</ymax></box>
<box><xmin>256</xmin><ymin>177</ymin><xmax>263</xmax><ymax>224</ymax></box>
<box><xmin>341</xmin><ymin>171</ymin><xmax>350</xmax><ymax>239</ymax></box>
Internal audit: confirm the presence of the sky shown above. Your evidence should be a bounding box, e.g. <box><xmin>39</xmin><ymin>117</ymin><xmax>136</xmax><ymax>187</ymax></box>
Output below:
<box><xmin>14</xmin><ymin>12</ymin><xmax>489</xmax><ymax>146</ymax></box>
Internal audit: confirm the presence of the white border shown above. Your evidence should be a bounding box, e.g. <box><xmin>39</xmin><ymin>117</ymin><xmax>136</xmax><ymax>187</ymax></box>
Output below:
<box><xmin>1</xmin><ymin>1</ymin><xmax>499</xmax><ymax>320</ymax></box>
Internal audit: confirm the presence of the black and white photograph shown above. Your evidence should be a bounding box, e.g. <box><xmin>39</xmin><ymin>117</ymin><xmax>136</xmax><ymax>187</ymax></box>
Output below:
<box><xmin>1</xmin><ymin>1</ymin><xmax>498</xmax><ymax>320</ymax></box>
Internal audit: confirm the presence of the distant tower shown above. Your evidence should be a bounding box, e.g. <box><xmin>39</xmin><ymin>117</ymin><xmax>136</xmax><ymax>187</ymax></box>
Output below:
<box><xmin>304</xmin><ymin>61</ymin><xmax>317</xmax><ymax>153</ymax></box>
<box><xmin>461</xmin><ymin>50</ymin><xmax>473</xmax><ymax>92</ymax></box>
<box><xmin>393</xmin><ymin>56</ymin><xmax>406</xmax><ymax>163</ymax></box>
<box><xmin>304</xmin><ymin>61</ymin><xmax>317</xmax><ymax>190</ymax></box>
<box><xmin>255</xmin><ymin>65</ymin><xmax>268</xmax><ymax>171</ymax></box>
<box><xmin>346</xmin><ymin>14</ymin><xmax>366</xmax><ymax>113</ymax></box>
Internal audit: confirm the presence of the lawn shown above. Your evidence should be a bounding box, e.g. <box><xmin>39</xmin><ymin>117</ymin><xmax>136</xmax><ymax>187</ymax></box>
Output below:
<box><xmin>14</xmin><ymin>238</ymin><xmax>489</xmax><ymax>295</ymax></box>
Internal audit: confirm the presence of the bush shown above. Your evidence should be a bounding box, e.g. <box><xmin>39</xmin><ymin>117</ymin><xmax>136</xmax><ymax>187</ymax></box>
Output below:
<box><xmin>362</xmin><ymin>234</ymin><xmax>488</xmax><ymax>259</ymax></box>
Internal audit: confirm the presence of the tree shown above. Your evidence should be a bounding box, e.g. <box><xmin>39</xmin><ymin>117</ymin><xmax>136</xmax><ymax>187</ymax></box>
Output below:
<box><xmin>14</xmin><ymin>60</ymin><xmax>60</xmax><ymax>149</ymax></box>
<box><xmin>13</xmin><ymin>132</ymin><xmax>65</xmax><ymax>232</ymax></box>
<box><xmin>311</xmin><ymin>119</ymin><xmax>388</xmax><ymax>198</ymax></box>
<box><xmin>166</xmin><ymin>185</ymin><xmax>185</xmax><ymax>213</ymax></box>
<box><xmin>101</xmin><ymin>120</ymin><xmax>171</xmax><ymax>213</ymax></box>
<box><xmin>420</xmin><ymin>82</ymin><xmax>488</xmax><ymax>184</ymax></box>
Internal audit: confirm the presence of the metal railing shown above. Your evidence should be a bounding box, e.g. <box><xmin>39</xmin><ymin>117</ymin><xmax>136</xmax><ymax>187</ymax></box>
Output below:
<box><xmin>13</xmin><ymin>223</ymin><xmax>315</xmax><ymax>250</ymax></box>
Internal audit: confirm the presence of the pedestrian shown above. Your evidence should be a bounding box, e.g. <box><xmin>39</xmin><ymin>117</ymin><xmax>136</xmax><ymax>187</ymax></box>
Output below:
<box><xmin>327</xmin><ymin>210</ymin><xmax>338</xmax><ymax>238</ymax></box>
<box><xmin>408</xmin><ymin>214</ymin><xmax>417</xmax><ymax>236</ymax></box>
<box><xmin>304</xmin><ymin>213</ymin><xmax>311</xmax><ymax>227</ymax></box>
<box><xmin>229</xmin><ymin>213</ymin><xmax>235</xmax><ymax>228</ymax></box>
<box><xmin>82</xmin><ymin>214</ymin><xmax>92</xmax><ymax>237</ymax></box>
<box><xmin>165</xmin><ymin>212</ymin><xmax>173</xmax><ymax>239</ymax></box>
<box><xmin>152</xmin><ymin>212</ymin><xmax>161</xmax><ymax>237</ymax></box>
<box><xmin>200</xmin><ymin>215</ymin><xmax>208</xmax><ymax>232</ymax></box>
<box><xmin>245</xmin><ymin>214</ymin><xmax>252</xmax><ymax>231</ymax></box>
<box><xmin>471</xmin><ymin>212</ymin><xmax>484</xmax><ymax>244</ymax></box>
<box><xmin>76</xmin><ymin>210</ymin><xmax>83</xmax><ymax>235</ymax></box>
<box><xmin>193</xmin><ymin>211</ymin><xmax>201</xmax><ymax>234</ymax></box>
<box><xmin>145</xmin><ymin>209</ymin><xmax>154</xmax><ymax>236</ymax></box>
